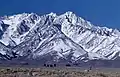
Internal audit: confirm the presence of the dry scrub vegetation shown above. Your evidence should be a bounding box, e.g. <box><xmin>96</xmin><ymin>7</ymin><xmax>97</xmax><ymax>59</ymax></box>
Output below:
<box><xmin>0</xmin><ymin>67</ymin><xmax>119</xmax><ymax>77</ymax></box>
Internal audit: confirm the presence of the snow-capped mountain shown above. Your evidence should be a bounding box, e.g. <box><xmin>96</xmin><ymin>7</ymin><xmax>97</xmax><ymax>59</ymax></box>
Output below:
<box><xmin>0</xmin><ymin>11</ymin><xmax>120</xmax><ymax>63</ymax></box>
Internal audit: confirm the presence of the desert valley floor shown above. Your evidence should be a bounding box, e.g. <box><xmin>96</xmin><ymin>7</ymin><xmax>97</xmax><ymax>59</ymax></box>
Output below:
<box><xmin>0</xmin><ymin>66</ymin><xmax>120</xmax><ymax>77</ymax></box>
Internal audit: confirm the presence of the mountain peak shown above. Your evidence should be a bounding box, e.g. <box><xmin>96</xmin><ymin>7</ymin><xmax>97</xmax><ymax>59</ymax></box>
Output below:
<box><xmin>65</xmin><ymin>11</ymin><xmax>75</xmax><ymax>16</ymax></box>
<box><xmin>48</xmin><ymin>12</ymin><xmax>57</xmax><ymax>17</ymax></box>
<box><xmin>0</xmin><ymin>12</ymin><xmax>120</xmax><ymax>63</ymax></box>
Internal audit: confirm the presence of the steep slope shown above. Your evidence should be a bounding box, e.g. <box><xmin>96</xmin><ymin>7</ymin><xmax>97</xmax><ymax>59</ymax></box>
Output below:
<box><xmin>53</xmin><ymin>11</ymin><xmax>120</xmax><ymax>60</ymax></box>
<box><xmin>0</xmin><ymin>13</ymin><xmax>40</xmax><ymax>46</ymax></box>
<box><xmin>0</xmin><ymin>42</ymin><xmax>14</xmax><ymax>60</ymax></box>
<box><xmin>11</xmin><ymin>13</ymin><xmax>87</xmax><ymax>62</ymax></box>
<box><xmin>0</xmin><ymin>12</ymin><xmax>120</xmax><ymax>63</ymax></box>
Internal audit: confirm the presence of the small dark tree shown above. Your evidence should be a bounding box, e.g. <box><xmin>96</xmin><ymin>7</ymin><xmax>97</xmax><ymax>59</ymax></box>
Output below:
<box><xmin>44</xmin><ymin>64</ymin><xmax>46</xmax><ymax>67</ymax></box>
<box><xmin>47</xmin><ymin>64</ymin><xmax>49</xmax><ymax>67</ymax></box>
<box><xmin>66</xmin><ymin>64</ymin><xmax>71</xmax><ymax>67</ymax></box>
<box><xmin>54</xmin><ymin>64</ymin><xmax>56</xmax><ymax>67</ymax></box>
<box><xmin>89</xmin><ymin>66</ymin><xmax>92</xmax><ymax>70</ymax></box>
<box><xmin>50</xmin><ymin>64</ymin><xmax>53</xmax><ymax>67</ymax></box>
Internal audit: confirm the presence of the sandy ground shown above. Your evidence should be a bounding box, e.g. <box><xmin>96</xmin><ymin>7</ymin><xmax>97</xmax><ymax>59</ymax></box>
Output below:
<box><xmin>0</xmin><ymin>67</ymin><xmax>119</xmax><ymax>77</ymax></box>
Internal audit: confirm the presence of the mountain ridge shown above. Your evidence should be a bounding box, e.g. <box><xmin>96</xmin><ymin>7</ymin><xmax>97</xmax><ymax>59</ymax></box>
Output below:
<box><xmin>0</xmin><ymin>11</ymin><xmax>120</xmax><ymax>63</ymax></box>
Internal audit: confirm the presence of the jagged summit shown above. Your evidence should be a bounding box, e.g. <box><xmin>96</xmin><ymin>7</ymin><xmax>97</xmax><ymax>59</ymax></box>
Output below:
<box><xmin>0</xmin><ymin>12</ymin><xmax>120</xmax><ymax>63</ymax></box>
